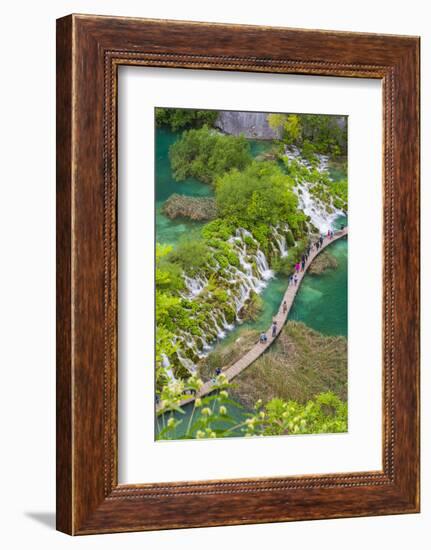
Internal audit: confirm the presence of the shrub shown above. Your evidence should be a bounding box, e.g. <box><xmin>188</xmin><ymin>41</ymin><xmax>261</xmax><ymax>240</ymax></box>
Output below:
<box><xmin>168</xmin><ymin>235</ymin><xmax>210</xmax><ymax>271</ymax></box>
<box><xmin>155</xmin><ymin>108</ymin><xmax>219</xmax><ymax>131</ymax></box>
<box><xmin>215</xmin><ymin>161</ymin><xmax>298</xmax><ymax>228</ymax></box>
<box><xmin>170</xmin><ymin>126</ymin><xmax>252</xmax><ymax>184</ymax></box>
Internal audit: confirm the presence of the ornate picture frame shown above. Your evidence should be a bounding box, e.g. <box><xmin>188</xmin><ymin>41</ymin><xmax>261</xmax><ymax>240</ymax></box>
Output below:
<box><xmin>56</xmin><ymin>14</ymin><xmax>420</xmax><ymax>534</ymax></box>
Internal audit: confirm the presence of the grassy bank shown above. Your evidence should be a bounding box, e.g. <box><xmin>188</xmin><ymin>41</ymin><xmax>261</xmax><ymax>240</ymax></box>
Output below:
<box><xmin>230</xmin><ymin>321</ymin><xmax>347</xmax><ymax>409</ymax></box>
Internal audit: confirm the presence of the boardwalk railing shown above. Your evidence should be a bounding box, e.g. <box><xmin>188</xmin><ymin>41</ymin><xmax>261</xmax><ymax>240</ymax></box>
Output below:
<box><xmin>157</xmin><ymin>227</ymin><xmax>348</xmax><ymax>412</ymax></box>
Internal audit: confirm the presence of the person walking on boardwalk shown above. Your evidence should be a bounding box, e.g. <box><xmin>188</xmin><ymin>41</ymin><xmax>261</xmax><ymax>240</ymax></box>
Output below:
<box><xmin>295</xmin><ymin>262</ymin><xmax>300</xmax><ymax>273</ymax></box>
<box><xmin>259</xmin><ymin>332</ymin><xmax>267</xmax><ymax>344</ymax></box>
<box><xmin>301</xmin><ymin>259</ymin><xmax>305</xmax><ymax>271</ymax></box>
<box><xmin>212</xmin><ymin>367</ymin><xmax>222</xmax><ymax>383</ymax></box>
<box><xmin>272</xmin><ymin>320</ymin><xmax>277</xmax><ymax>338</ymax></box>
<box><xmin>289</xmin><ymin>275</ymin><xmax>293</xmax><ymax>286</ymax></box>
<box><xmin>283</xmin><ymin>300</ymin><xmax>287</xmax><ymax>314</ymax></box>
<box><xmin>320</xmin><ymin>235</ymin><xmax>324</xmax><ymax>246</ymax></box>
<box><xmin>294</xmin><ymin>274</ymin><xmax>298</xmax><ymax>286</ymax></box>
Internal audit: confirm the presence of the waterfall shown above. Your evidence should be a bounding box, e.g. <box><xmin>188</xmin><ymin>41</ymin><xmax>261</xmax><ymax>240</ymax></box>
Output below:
<box><xmin>285</xmin><ymin>146</ymin><xmax>344</xmax><ymax>233</ymax></box>
<box><xmin>161</xmin><ymin>353</ymin><xmax>176</xmax><ymax>382</ymax></box>
<box><xmin>255</xmin><ymin>250</ymin><xmax>273</xmax><ymax>280</ymax></box>
<box><xmin>273</xmin><ymin>228</ymin><xmax>288</xmax><ymax>257</ymax></box>
<box><xmin>295</xmin><ymin>181</ymin><xmax>342</xmax><ymax>233</ymax></box>
<box><xmin>209</xmin><ymin>311</ymin><xmax>226</xmax><ymax>339</ymax></box>
<box><xmin>176</xmin><ymin>349</ymin><xmax>197</xmax><ymax>374</ymax></box>
<box><xmin>183</xmin><ymin>274</ymin><xmax>208</xmax><ymax>297</ymax></box>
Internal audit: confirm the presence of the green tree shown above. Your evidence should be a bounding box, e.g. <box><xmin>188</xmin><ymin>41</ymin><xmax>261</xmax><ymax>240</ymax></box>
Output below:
<box><xmin>300</xmin><ymin>114</ymin><xmax>347</xmax><ymax>156</ymax></box>
<box><xmin>245</xmin><ymin>392</ymin><xmax>348</xmax><ymax>436</ymax></box>
<box><xmin>155</xmin><ymin>108</ymin><xmax>219</xmax><ymax>131</ymax></box>
<box><xmin>267</xmin><ymin>113</ymin><xmax>347</xmax><ymax>157</ymax></box>
<box><xmin>268</xmin><ymin>113</ymin><xmax>302</xmax><ymax>144</ymax></box>
<box><xmin>169</xmin><ymin>126</ymin><xmax>252</xmax><ymax>185</ymax></box>
<box><xmin>215</xmin><ymin>161</ymin><xmax>300</xmax><ymax>227</ymax></box>
<box><xmin>267</xmin><ymin>113</ymin><xmax>288</xmax><ymax>132</ymax></box>
<box><xmin>155</xmin><ymin>244</ymin><xmax>180</xmax><ymax>376</ymax></box>
<box><xmin>168</xmin><ymin>234</ymin><xmax>210</xmax><ymax>272</ymax></box>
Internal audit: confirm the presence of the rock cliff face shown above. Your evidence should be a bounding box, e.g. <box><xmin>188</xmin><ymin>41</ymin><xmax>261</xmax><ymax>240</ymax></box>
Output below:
<box><xmin>215</xmin><ymin>111</ymin><xmax>281</xmax><ymax>140</ymax></box>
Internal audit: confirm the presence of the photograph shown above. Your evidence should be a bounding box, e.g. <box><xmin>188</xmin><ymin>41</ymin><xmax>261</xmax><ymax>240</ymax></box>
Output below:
<box><xmin>155</xmin><ymin>107</ymin><xmax>348</xmax><ymax>440</ymax></box>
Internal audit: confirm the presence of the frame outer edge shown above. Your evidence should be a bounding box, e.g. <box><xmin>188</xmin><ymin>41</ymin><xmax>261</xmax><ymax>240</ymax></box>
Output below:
<box><xmin>56</xmin><ymin>14</ymin><xmax>74</xmax><ymax>535</ymax></box>
<box><xmin>392</xmin><ymin>38</ymin><xmax>420</xmax><ymax>510</ymax></box>
<box><xmin>57</xmin><ymin>14</ymin><xmax>421</xmax><ymax>534</ymax></box>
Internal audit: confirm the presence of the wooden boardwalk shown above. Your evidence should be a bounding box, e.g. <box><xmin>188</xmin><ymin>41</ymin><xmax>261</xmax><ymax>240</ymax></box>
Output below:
<box><xmin>158</xmin><ymin>227</ymin><xmax>348</xmax><ymax>411</ymax></box>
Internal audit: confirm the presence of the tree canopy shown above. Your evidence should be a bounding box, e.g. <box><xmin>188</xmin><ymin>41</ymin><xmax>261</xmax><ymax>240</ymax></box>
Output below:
<box><xmin>155</xmin><ymin>108</ymin><xmax>219</xmax><ymax>131</ymax></box>
<box><xmin>268</xmin><ymin>113</ymin><xmax>302</xmax><ymax>145</ymax></box>
<box><xmin>169</xmin><ymin>126</ymin><xmax>252</xmax><ymax>185</ymax></box>
<box><xmin>267</xmin><ymin>112</ymin><xmax>347</xmax><ymax>157</ymax></box>
<box><xmin>215</xmin><ymin>160</ymin><xmax>300</xmax><ymax>227</ymax></box>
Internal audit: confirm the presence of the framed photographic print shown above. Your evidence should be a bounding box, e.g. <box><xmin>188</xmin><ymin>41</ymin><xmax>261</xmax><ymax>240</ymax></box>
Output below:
<box><xmin>56</xmin><ymin>14</ymin><xmax>420</xmax><ymax>534</ymax></box>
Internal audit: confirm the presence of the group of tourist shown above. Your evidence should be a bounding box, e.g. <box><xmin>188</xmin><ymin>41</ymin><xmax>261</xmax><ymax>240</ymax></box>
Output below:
<box><xmin>314</xmin><ymin>234</ymin><xmax>325</xmax><ymax>251</ymax></box>
<box><xmin>259</xmin><ymin>298</ymin><xmax>288</xmax><ymax>344</ymax></box>
<box><xmin>294</xmin><ymin>248</ymin><xmax>310</xmax><ymax>274</ymax></box>
<box><xmin>288</xmin><ymin>273</ymin><xmax>299</xmax><ymax>286</ymax></box>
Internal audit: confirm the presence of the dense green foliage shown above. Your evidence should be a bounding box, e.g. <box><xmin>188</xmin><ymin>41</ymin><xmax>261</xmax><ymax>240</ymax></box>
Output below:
<box><xmin>271</xmin><ymin>237</ymin><xmax>308</xmax><ymax>276</ymax></box>
<box><xmin>268</xmin><ymin>113</ymin><xmax>302</xmax><ymax>145</ymax></box>
<box><xmin>328</xmin><ymin>179</ymin><xmax>348</xmax><ymax>210</ymax></box>
<box><xmin>246</xmin><ymin>392</ymin><xmax>347</xmax><ymax>436</ymax></box>
<box><xmin>268</xmin><ymin>112</ymin><xmax>347</xmax><ymax>157</ymax></box>
<box><xmin>155</xmin><ymin>108</ymin><xmax>219</xmax><ymax>131</ymax></box>
<box><xmin>215</xmin><ymin>160</ymin><xmax>308</xmax><ymax>253</ymax></box>
<box><xmin>155</xmin><ymin>244</ymin><xmax>182</xmax><ymax>386</ymax></box>
<box><xmin>167</xmin><ymin>234</ymin><xmax>210</xmax><ymax>272</ymax></box>
<box><xmin>169</xmin><ymin>126</ymin><xmax>252</xmax><ymax>184</ymax></box>
<box><xmin>157</xmin><ymin>372</ymin><xmax>347</xmax><ymax>439</ymax></box>
<box><xmin>216</xmin><ymin>161</ymin><xmax>297</xmax><ymax>225</ymax></box>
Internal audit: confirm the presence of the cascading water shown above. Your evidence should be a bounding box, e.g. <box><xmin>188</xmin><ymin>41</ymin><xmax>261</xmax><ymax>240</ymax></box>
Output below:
<box><xmin>284</xmin><ymin>146</ymin><xmax>344</xmax><ymax>234</ymax></box>
<box><xmin>296</xmin><ymin>183</ymin><xmax>342</xmax><ymax>234</ymax></box>
<box><xmin>170</xmin><ymin>224</ymin><xmax>293</xmax><ymax>371</ymax></box>
<box><xmin>272</xmin><ymin>225</ymin><xmax>289</xmax><ymax>258</ymax></box>
<box><xmin>183</xmin><ymin>274</ymin><xmax>208</xmax><ymax>297</ymax></box>
<box><xmin>176</xmin><ymin>348</ymin><xmax>197</xmax><ymax>374</ymax></box>
<box><xmin>161</xmin><ymin>354</ymin><xmax>176</xmax><ymax>382</ymax></box>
